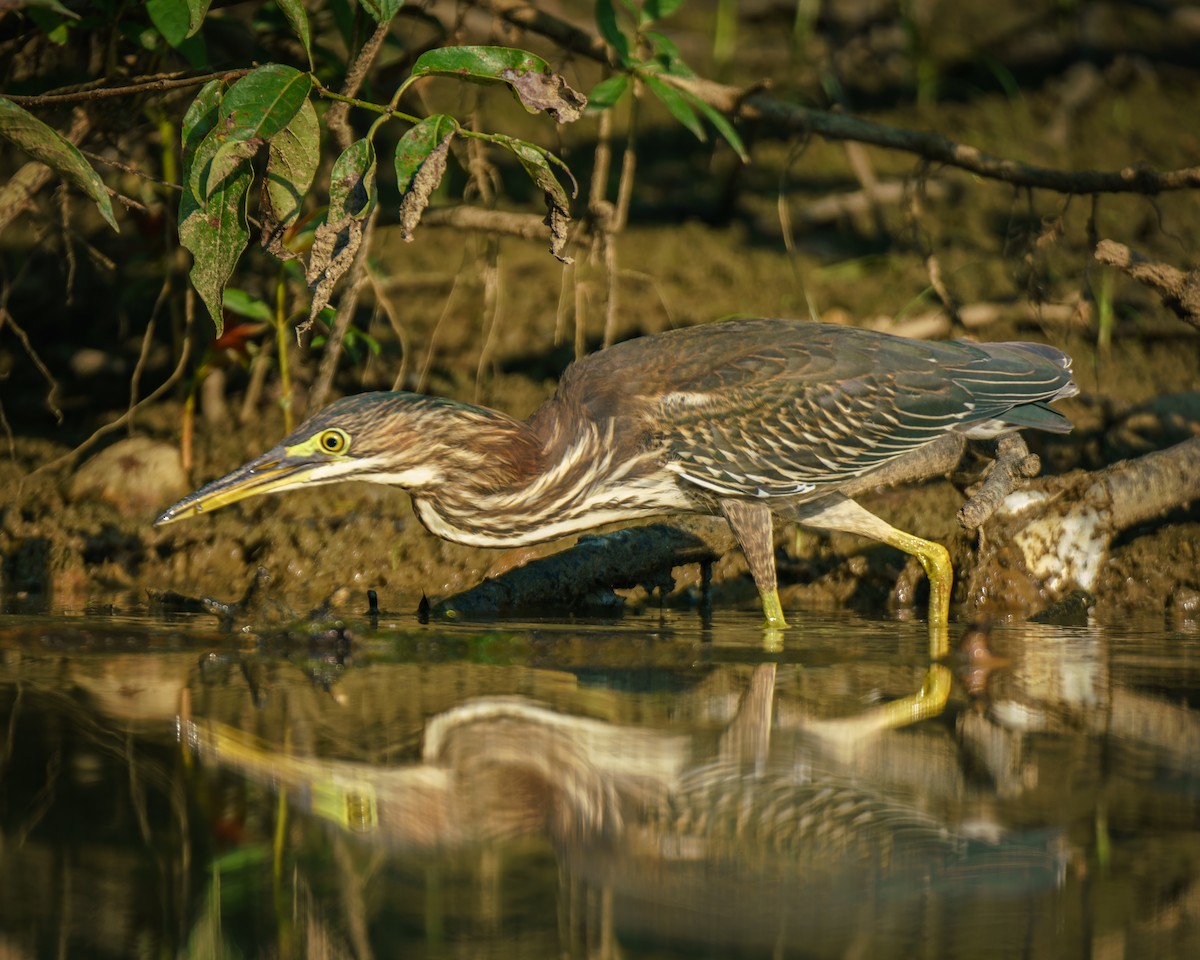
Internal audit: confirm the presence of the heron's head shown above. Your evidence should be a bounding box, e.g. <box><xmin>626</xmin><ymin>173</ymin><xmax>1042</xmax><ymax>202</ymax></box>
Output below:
<box><xmin>155</xmin><ymin>392</ymin><xmax>533</xmax><ymax>526</ymax></box>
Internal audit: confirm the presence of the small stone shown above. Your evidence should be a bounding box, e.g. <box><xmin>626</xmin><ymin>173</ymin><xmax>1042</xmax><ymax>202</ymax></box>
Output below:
<box><xmin>1169</xmin><ymin>586</ymin><xmax>1200</xmax><ymax>618</ymax></box>
<box><xmin>68</xmin><ymin>437</ymin><xmax>189</xmax><ymax>518</ymax></box>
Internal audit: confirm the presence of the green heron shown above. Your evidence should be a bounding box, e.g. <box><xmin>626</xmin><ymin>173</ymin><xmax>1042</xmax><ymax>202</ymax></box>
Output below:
<box><xmin>156</xmin><ymin>318</ymin><xmax>1076</xmax><ymax>629</ymax></box>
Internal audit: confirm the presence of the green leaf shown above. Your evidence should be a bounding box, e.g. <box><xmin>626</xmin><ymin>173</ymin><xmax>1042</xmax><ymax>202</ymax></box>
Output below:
<box><xmin>394</xmin><ymin>114</ymin><xmax>457</xmax><ymax>194</ymax></box>
<box><xmin>0</xmin><ymin>96</ymin><xmax>118</xmax><ymax>231</ymax></box>
<box><xmin>329</xmin><ymin>138</ymin><xmax>378</xmax><ymax>221</ymax></box>
<box><xmin>409</xmin><ymin>46</ymin><xmax>586</xmax><ymax>123</ymax></box>
<box><xmin>394</xmin><ymin>114</ymin><xmax>457</xmax><ymax>240</ymax></box>
<box><xmin>586</xmin><ymin>74</ymin><xmax>629</xmax><ymax>112</ymax></box>
<box><xmin>204</xmin><ymin>138</ymin><xmax>259</xmax><ymax>200</ymax></box>
<box><xmin>645</xmin><ymin>30</ymin><xmax>693</xmax><ymax>75</ymax></box>
<box><xmin>189</xmin><ymin>64</ymin><xmax>312</xmax><ymax>200</ymax></box>
<box><xmin>179</xmin><ymin>80</ymin><xmax>247</xmax><ymax>332</ymax></box>
<box><xmin>595</xmin><ymin>0</ymin><xmax>632</xmax><ymax>65</ymax></box>
<box><xmin>185</xmin><ymin>0</ymin><xmax>211</xmax><ymax>37</ymax></box>
<box><xmin>24</xmin><ymin>5</ymin><xmax>72</xmax><ymax>43</ymax></box>
<box><xmin>645</xmin><ymin>0</ymin><xmax>686</xmax><ymax>21</ymax></box>
<box><xmin>181</xmin><ymin>80</ymin><xmax>225</xmax><ymax>200</ymax></box>
<box><xmin>180</xmin><ymin>160</ymin><xmax>251</xmax><ymax>333</ymax></box>
<box><xmin>223</xmin><ymin>288</ymin><xmax>273</xmax><ymax>322</ymax></box>
<box><xmin>11</xmin><ymin>0</ymin><xmax>79</xmax><ymax>19</ymax></box>
<box><xmin>274</xmin><ymin>0</ymin><xmax>312</xmax><ymax>65</ymax></box>
<box><xmin>359</xmin><ymin>0</ymin><xmax>404</xmax><ymax>21</ymax></box>
<box><xmin>219</xmin><ymin>64</ymin><xmax>312</xmax><ymax>143</ymax></box>
<box><xmin>146</xmin><ymin>0</ymin><xmax>189</xmax><ymax>47</ymax></box>
<box><xmin>180</xmin><ymin>79</ymin><xmax>225</xmax><ymax>175</ymax></box>
<box><xmin>682</xmin><ymin>89</ymin><xmax>749</xmax><ymax>162</ymax></box>
<box><xmin>262</xmin><ymin>98</ymin><xmax>320</xmax><ymax>246</ymax></box>
<box><xmin>642</xmin><ymin>74</ymin><xmax>705</xmax><ymax>142</ymax></box>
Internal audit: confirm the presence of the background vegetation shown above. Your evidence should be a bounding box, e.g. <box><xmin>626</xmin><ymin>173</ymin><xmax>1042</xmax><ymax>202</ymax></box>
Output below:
<box><xmin>2</xmin><ymin>0</ymin><xmax>1199</xmax><ymax>611</ymax></box>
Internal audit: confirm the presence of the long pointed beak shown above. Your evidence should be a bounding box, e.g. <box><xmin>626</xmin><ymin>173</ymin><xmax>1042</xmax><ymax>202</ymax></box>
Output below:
<box><xmin>154</xmin><ymin>451</ymin><xmax>325</xmax><ymax>526</ymax></box>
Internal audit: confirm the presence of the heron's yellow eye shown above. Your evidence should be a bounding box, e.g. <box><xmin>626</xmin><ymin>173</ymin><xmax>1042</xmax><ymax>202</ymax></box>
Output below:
<box><xmin>317</xmin><ymin>428</ymin><xmax>350</xmax><ymax>455</ymax></box>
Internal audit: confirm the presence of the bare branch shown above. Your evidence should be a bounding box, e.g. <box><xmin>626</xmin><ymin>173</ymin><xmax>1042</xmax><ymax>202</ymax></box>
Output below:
<box><xmin>421</xmin><ymin>205</ymin><xmax>555</xmax><ymax>239</ymax></box>
<box><xmin>474</xmin><ymin>0</ymin><xmax>1200</xmax><ymax>196</ymax></box>
<box><xmin>3</xmin><ymin>70</ymin><xmax>250</xmax><ymax>107</ymax></box>
<box><xmin>1094</xmin><ymin>239</ymin><xmax>1200</xmax><ymax>331</ymax></box>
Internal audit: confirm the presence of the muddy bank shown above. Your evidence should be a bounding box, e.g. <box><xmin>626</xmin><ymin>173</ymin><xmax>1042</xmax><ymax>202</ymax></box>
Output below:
<box><xmin>3</xmin><ymin>216</ymin><xmax>1198</xmax><ymax>623</ymax></box>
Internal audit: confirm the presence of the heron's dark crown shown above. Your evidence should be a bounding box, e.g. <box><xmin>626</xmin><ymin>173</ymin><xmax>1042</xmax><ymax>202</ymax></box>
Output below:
<box><xmin>285</xmin><ymin>391</ymin><xmax>545</xmax><ymax>489</ymax></box>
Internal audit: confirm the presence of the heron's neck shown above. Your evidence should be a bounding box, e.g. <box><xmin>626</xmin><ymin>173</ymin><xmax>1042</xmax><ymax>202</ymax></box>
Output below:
<box><xmin>409</xmin><ymin>407</ymin><xmax>687</xmax><ymax>548</ymax></box>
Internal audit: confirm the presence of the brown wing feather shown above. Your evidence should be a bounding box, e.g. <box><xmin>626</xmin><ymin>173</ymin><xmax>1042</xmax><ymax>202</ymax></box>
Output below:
<box><xmin>532</xmin><ymin>318</ymin><xmax>1075</xmax><ymax>499</ymax></box>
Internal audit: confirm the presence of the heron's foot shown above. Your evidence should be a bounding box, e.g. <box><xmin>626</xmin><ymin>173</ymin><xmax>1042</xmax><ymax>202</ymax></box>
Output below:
<box><xmin>760</xmin><ymin>589</ymin><xmax>789</xmax><ymax>630</ymax></box>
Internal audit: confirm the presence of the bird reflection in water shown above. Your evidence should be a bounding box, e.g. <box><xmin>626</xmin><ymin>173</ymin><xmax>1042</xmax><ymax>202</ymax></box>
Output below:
<box><xmin>183</xmin><ymin>665</ymin><xmax>1065</xmax><ymax>957</ymax></box>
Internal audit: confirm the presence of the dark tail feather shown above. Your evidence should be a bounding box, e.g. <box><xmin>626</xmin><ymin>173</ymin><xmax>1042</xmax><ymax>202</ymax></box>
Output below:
<box><xmin>1001</xmin><ymin>401</ymin><xmax>1074</xmax><ymax>434</ymax></box>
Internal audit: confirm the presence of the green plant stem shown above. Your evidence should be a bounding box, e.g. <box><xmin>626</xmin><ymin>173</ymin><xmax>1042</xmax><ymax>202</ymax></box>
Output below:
<box><xmin>614</xmin><ymin>81</ymin><xmax>640</xmax><ymax>231</ymax></box>
<box><xmin>274</xmin><ymin>268</ymin><xmax>294</xmax><ymax>433</ymax></box>
<box><xmin>313</xmin><ymin>82</ymin><xmax>419</xmax><ymax>124</ymax></box>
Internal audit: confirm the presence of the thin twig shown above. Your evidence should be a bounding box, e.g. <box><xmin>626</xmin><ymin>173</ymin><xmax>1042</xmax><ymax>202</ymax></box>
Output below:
<box><xmin>475</xmin><ymin>0</ymin><xmax>1200</xmax><ymax>196</ymax></box>
<box><xmin>58</xmin><ymin>185</ymin><xmax>77</xmax><ymax>307</ymax></box>
<box><xmin>128</xmin><ymin>273</ymin><xmax>173</xmax><ymax>432</ymax></box>
<box><xmin>79</xmin><ymin>149</ymin><xmax>181</xmax><ymax>192</ymax></box>
<box><xmin>2</xmin><ymin>70</ymin><xmax>250</xmax><ymax>107</ymax></box>
<box><xmin>419</xmin><ymin>205</ymin><xmax>551</xmax><ymax>238</ymax></box>
<box><xmin>0</xmin><ymin>397</ymin><xmax>15</xmax><ymax>461</ymax></box>
<box><xmin>27</xmin><ymin>291</ymin><xmax>195</xmax><ymax>478</ymax></box>
<box><xmin>0</xmin><ymin>308</ymin><xmax>63</xmax><ymax>424</ymax></box>
<box><xmin>473</xmin><ymin>240</ymin><xmax>503</xmax><ymax>402</ymax></box>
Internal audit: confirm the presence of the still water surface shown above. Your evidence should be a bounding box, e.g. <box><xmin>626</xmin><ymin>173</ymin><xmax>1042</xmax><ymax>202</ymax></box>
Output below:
<box><xmin>1</xmin><ymin>607</ymin><xmax>1198</xmax><ymax>958</ymax></box>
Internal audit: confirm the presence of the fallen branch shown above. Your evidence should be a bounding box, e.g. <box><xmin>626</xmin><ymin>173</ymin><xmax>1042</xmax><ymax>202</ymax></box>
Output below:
<box><xmin>968</xmin><ymin>436</ymin><xmax>1200</xmax><ymax>611</ymax></box>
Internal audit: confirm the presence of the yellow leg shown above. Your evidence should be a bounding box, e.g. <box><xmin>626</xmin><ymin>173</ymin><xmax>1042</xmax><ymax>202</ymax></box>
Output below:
<box><xmin>760</xmin><ymin>587</ymin><xmax>788</xmax><ymax>630</ymax></box>
<box><xmin>882</xmin><ymin>530</ymin><xmax>952</xmax><ymax>659</ymax></box>
<box><xmin>786</xmin><ymin>496</ymin><xmax>954</xmax><ymax>660</ymax></box>
<box><xmin>808</xmin><ymin>664</ymin><xmax>954</xmax><ymax>743</ymax></box>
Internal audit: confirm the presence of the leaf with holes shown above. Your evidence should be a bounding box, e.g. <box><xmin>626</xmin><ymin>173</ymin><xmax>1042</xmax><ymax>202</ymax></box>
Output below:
<box><xmin>178</xmin><ymin>79</ymin><xmax>246</xmax><ymax>332</ymax></box>
<box><xmin>409</xmin><ymin>46</ymin><xmax>586</xmax><ymax>123</ymax></box>
<box><xmin>328</xmin><ymin>137</ymin><xmax>377</xmax><ymax>222</ymax></box>
<box><xmin>395</xmin><ymin>114</ymin><xmax>456</xmax><ymax>241</ymax></box>
<box><xmin>0</xmin><ymin>96</ymin><xmax>117</xmax><ymax>230</ymax></box>
<box><xmin>303</xmin><ymin>139</ymin><xmax>377</xmax><ymax>334</ymax></box>
<box><xmin>261</xmin><ymin>99</ymin><xmax>319</xmax><ymax>258</ymax></box>
<box><xmin>507</xmin><ymin>141</ymin><xmax>575</xmax><ymax>263</ymax></box>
